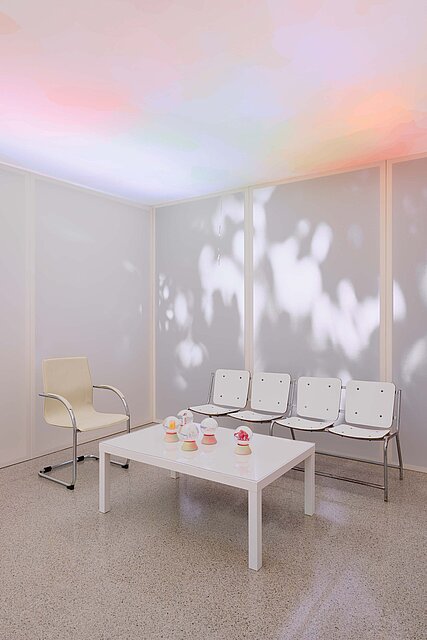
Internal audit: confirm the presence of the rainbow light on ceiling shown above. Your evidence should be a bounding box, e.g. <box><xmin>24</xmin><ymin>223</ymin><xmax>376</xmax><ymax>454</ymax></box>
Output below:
<box><xmin>1</xmin><ymin>0</ymin><xmax>427</xmax><ymax>204</ymax></box>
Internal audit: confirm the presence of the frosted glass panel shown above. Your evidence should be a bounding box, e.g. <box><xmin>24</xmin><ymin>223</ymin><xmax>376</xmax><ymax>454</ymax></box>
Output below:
<box><xmin>156</xmin><ymin>194</ymin><xmax>245</xmax><ymax>417</ymax></box>
<box><xmin>392</xmin><ymin>157</ymin><xmax>427</xmax><ymax>469</ymax></box>
<box><xmin>0</xmin><ymin>168</ymin><xmax>29</xmax><ymax>466</ymax></box>
<box><xmin>254</xmin><ymin>168</ymin><xmax>381</xmax><ymax>383</ymax></box>
<box><xmin>35</xmin><ymin>180</ymin><xmax>151</xmax><ymax>455</ymax></box>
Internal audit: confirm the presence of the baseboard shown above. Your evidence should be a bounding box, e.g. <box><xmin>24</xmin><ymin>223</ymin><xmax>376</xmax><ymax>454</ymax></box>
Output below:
<box><xmin>401</xmin><ymin>463</ymin><xmax>427</xmax><ymax>473</ymax></box>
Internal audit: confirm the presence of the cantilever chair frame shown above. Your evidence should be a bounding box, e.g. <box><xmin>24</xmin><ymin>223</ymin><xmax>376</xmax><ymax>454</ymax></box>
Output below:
<box><xmin>270</xmin><ymin>383</ymin><xmax>403</xmax><ymax>502</ymax></box>
<box><xmin>39</xmin><ymin>385</ymin><xmax>130</xmax><ymax>490</ymax></box>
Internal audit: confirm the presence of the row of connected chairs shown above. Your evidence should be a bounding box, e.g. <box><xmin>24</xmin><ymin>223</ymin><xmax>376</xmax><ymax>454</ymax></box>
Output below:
<box><xmin>189</xmin><ymin>369</ymin><xmax>403</xmax><ymax>501</ymax></box>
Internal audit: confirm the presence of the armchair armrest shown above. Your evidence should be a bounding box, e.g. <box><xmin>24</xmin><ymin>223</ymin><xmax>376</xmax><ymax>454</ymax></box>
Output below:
<box><xmin>93</xmin><ymin>385</ymin><xmax>130</xmax><ymax>417</ymax></box>
<box><xmin>39</xmin><ymin>392</ymin><xmax>77</xmax><ymax>428</ymax></box>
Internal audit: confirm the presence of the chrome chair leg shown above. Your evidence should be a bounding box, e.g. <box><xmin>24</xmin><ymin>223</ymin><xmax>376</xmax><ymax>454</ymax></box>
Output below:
<box><xmin>290</xmin><ymin>428</ymin><xmax>296</xmax><ymax>440</ymax></box>
<box><xmin>383</xmin><ymin>438</ymin><xmax>389</xmax><ymax>502</ymax></box>
<box><xmin>38</xmin><ymin>427</ymin><xmax>79</xmax><ymax>490</ymax></box>
<box><xmin>38</xmin><ymin>418</ymin><xmax>131</xmax><ymax>489</ymax></box>
<box><xmin>396</xmin><ymin>433</ymin><xmax>404</xmax><ymax>480</ymax></box>
<box><xmin>113</xmin><ymin>415</ymin><xmax>131</xmax><ymax>469</ymax></box>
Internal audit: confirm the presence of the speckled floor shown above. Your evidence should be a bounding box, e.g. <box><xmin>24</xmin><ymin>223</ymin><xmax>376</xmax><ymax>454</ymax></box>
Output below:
<box><xmin>0</xmin><ymin>432</ymin><xmax>426</xmax><ymax>640</ymax></box>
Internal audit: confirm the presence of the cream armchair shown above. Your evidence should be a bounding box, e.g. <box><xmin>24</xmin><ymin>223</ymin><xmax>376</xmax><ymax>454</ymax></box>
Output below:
<box><xmin>39</xmin><ymin>357</ymin><xmax>131</xmax><ymax>490</ymax></box>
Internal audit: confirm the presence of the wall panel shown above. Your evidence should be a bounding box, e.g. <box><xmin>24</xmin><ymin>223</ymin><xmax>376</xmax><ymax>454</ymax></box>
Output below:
<box><xmin>392</xmin><ymin>157</ymin><xmax>427</xmax><ymax>470</ymax></box>
<box><xmin>34</xmin><ymin>179</ymin><xmax>151</xmax><ymax>456</ymax></box>
<box><xmin>0</xmin><ymin>167</ymin><xmax>29</xmax><ymax>466</ymax></box>
<box><xmin>156</xmin><ymin>193</ymin><xmax>245</xmax><ymax>418</ymax></box>
<box><xmin>253</xmin><ymin>167</ymin><xmax>383</xmax><ymax>456</ymax></box>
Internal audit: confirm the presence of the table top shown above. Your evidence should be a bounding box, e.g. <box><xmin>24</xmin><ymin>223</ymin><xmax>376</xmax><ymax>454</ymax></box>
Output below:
<box><xmin>100</xmin><ymin>425</ymin><xmax>314</xmax><ymax>491</ymax></box>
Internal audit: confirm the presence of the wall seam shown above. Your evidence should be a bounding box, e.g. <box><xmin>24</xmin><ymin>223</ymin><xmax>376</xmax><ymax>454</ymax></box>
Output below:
<box><xmin>244</xmin><ymin>188</ymin><xmax>254</xmax><ymax>372</ymax></box>
<box><xmin>25</xmin><ymin>172</ymin><xmax>36</xmax><ymax>460</ymax></box>
<box><xmin>150</xmin><ymin>206</ymin><xmax>156</xmax><ymax>420</ymax></box>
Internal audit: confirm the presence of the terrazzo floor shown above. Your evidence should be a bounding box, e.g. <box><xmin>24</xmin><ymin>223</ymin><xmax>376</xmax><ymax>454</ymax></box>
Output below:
<box><xmin>0</xmin><ymin>431</ymin><xmax>426</xmax><ymax>640</ymax></box>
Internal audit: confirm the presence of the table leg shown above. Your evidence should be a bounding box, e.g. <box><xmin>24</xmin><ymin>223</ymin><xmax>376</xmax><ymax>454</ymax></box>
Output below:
<box><xmin>170</xmin><ymin>470</ymin><xmax>179</xmax><ymax>479</ymax></box>
<box><xmin>304</xmin><ymin>452</ymin><xmax>315</xmax><ymax>516</ymax></box>
<box><xmin>248</xmin><ymin>489</ymin><xmax>262</xmax><ymax>571</ymax></box>
<box><xmin>99</xmin><ymin>450</ymin><xmax>111</xmax><ymax>513</ymax></box>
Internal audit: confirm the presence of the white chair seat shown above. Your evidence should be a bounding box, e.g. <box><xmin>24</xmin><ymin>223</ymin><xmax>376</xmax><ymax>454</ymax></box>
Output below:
<box><xmin>189</xmin><ymin>403</ymin><xmax>233</xmax><ymax>416</ymax></box>
<box><xmin>51</xmin><ymin>408</ymin><xmax>128</xmax><ymax>432</ymax></box>
<box><xmin>276</xmin><ymin>416</ymin><xmax>333</xmax><ymax>431</ymax></box>
<box><xmin>230</xmin><ymin>410</ymin><xmax>284</xmax><ymax>423</ymax></box>
<box><xmin>328</xmin><ymin>423</ymin><xmax>391</xmax><ymax>440</ymax></box>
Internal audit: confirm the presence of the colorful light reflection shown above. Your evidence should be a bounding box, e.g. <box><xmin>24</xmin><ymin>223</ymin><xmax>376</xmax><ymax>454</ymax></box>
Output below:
<box><xmin>1</xmin><ymin>0</ymin><xmax>427</xmax><ymax>203</ymax></box>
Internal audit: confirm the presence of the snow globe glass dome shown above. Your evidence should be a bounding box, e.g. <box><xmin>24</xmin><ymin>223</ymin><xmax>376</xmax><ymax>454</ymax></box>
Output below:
<box><xmin>200</xmin><ymin>418</ymin><xmax>218</xmax><ymax>445</ymax></box>
<box><xmin>177</xmin><ymin>409</ymin><xmax>194</xmax><ymax>426</ymax></box>
<box><xmin>178</xmin><ymin>420</ymin><xmax>200</xmax><ymax>452</ymax></box>
<box><xmin>162</xmin><ymin>416</ymin><xmax>179</xmax><ymax>443</ymax></box>
<box><xmin>233</xmin><ymin>426</ymin><xmax>253</xmax><ymax>455</ymax></box>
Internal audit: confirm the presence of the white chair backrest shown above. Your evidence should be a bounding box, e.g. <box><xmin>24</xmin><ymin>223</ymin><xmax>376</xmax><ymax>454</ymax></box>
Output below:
<box><xmin>296</xmin><ymin>376</ymin><xmax>342</xmax><ymax>420</ymax></box>
<box><xmin>345</xmin><ymin>380</ymin><xmax>395</xmax><ymax>428</ymax></box>
<box><xmin>212</xmin><ymin>369</ymin><xmax>250</xmax><ymax>408</ymax></box>
<box><xmin>43</xmin><ymin>357</ymin><xmax>93</xmax><ymax>422</ymax></box>
<box><xmin>250</xmin><ymin>372</ymin><xmax>291</xmax><ymax>413</ymax></box>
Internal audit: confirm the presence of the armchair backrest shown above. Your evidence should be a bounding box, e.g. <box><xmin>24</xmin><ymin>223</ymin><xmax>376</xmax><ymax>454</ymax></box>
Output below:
<box><xmin>42</xmin><ymin>357</ymin><xmax>93</xmax><ymax>423</ymax></box>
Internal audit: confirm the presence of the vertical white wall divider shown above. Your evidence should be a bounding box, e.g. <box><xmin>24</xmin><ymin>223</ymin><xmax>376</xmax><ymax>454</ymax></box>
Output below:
<box><xmin>380</xmin><ymin>160</ymin><xmax>393</xmax><ymax>381</ymax></box>
<box><xmin>150</xmin><ymin>205</ymin><xmax>156</xmax><ymax>421</ymax></box>
<box><xmin>154</xmin><ymin>191</ymin><xmax>245</xmax><ymax>419</ymax></box>
<box><xmin>0</xmin><ymin>165</ymin><xmax>29</xmax><ymax>466</ymax></box>
<box><xmin>25</xmin><ymin>172</ymin><xmax>36</xmax><ymax>459</ymax></box>
<box><xmin>244</xmin><ymin>188</ymin><xmax>254</xmax><ymax>373</ymax></box>
<box><xmin>389</xmin><ymin>152</ymin><xmax>427</xmax><ymax>472</ymax></box>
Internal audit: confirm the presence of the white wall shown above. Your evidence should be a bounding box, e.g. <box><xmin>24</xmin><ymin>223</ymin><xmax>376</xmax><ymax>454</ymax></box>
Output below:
<box><xmin>2</xmin><ymin>155</ymin><xmax>426</xmax><ymax>472</ymax></box>
<box><xmin>0</xmin><ymin>165</ymin><xmax>152</xmax><ymax>468</ymax></box>
<box><xmin>154</xmin><ymin>158</ymin><xmax>427</xmax><ymax>471</ymax></box>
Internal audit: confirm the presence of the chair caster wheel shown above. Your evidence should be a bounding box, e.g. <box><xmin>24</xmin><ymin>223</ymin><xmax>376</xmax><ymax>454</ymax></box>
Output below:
<box><xmin>121</xmin><ymin>464</ymin><xmax>129</xmax><ymax>469</ymax></box>
<box><xmin>66</xmin><ymin>485</ymin><xmax>75</xmax><ymax>490</ymax></box>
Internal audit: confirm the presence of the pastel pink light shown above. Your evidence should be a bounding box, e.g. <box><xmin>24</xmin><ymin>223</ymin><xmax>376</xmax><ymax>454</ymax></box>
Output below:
<box><xmin>0</xmin><ymin>1</ymin><xmax>426</xmax><ymax>203</ymax></box>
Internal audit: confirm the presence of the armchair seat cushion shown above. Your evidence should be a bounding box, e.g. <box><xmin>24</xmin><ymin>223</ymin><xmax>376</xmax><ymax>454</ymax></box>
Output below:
<box><xmin>47</xmin><ymin>407</ymin><xmax>128</xmax><ymax>431</ymax></box>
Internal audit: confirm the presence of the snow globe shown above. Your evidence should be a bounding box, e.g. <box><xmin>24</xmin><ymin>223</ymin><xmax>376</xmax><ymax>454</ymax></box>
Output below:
<box><xmin>234</xmin><ymin>426</ymin><xmax>253</xmax><ymax>455</ymax></box>
<box><xmin>162</xmin><ymin>416</ymin><xmax>179</xmax><ymax>443</ymax></box>
<box><xmin>200</xmin><ymin>417</ymin><xmax>218</xmax><ymax>445</ymax></box>
<box><xmin>178</xmin><ymin>420</ymin><xmax>200</xmax><ymax>452</ymax></box>
<box><xmin>177</xmin><ymin>409</ymin><xmax>194</xmax><ymax>427</ymax></box>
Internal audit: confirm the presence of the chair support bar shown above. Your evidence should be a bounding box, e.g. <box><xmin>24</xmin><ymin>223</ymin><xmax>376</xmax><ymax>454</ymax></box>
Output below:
<box><xmin>289</xmin><ymin>433</ymin><xmax>403</xmax><ymax>501</ymax></box>
<box><xmin>93</xmin><ymin>384</ymin><xmax>131</xmax><ymax>466</ymax></box>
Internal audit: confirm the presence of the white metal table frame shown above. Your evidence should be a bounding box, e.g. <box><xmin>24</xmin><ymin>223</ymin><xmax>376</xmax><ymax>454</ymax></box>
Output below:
<box><xmin>99</xmin><ymin>428</ymin><xmax>315</xmax><ymax>571</ymax></box>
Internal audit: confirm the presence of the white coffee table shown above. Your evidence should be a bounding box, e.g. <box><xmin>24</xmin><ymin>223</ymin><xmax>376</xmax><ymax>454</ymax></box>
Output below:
<box><xmin>99</xmin><ymin>425</ymin><xmax>315</xmax><ymax>570</ymax></box>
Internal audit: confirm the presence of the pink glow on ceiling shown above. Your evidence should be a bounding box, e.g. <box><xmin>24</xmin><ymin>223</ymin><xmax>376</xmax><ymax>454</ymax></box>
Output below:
<box><xmin>1</xmin><ymin>0</ymin><xmax>427</xmax><ymax>204</ymax></box>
